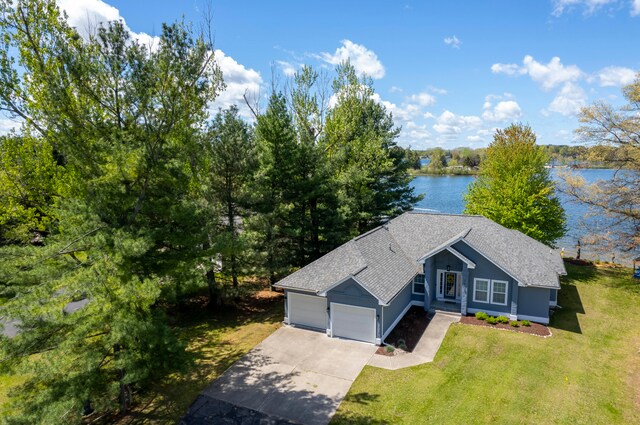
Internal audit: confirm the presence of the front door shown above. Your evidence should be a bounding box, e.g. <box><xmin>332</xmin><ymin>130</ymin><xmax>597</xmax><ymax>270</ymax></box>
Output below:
<box><xmin>444</xmin><ymin>272</ymin><xmax>457</xmax><ymax>299</ymax></box>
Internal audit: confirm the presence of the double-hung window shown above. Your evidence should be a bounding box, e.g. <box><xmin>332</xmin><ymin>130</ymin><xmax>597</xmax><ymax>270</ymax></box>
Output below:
<box><xmin>473</xmin><ymin>278</ymin><xmax>490</xmax><ymax>303</ymax></box>
<box><xmin>491</xmin><ymin>280</ymin><xmax>508</xmax><ymax>305</ymax></box>
<box><xmin>413</xmin><ymin>274</ymin><xmax>425</xmax><ymax>294</ymax></box>
<box><xmin>473</xmin><ymin>278</ymin><xmax>509</xmax><ymax>306</ymax></box>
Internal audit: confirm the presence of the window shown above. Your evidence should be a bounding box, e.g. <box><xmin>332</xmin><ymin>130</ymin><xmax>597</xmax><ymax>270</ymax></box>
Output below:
<box><xmin>491</xmin><ymin>280</ymin><xmax>508</xmax><ymax>305</ymax></box>
<box><xmin>473</xmin><ymin>279</ymin><xmax>489</xmax><ymax>303</ymax></box>
<box><xmin>473</xmin><ymin>278</ymin><xmax>509</xmax><ymax>306</ymax></box>
<box><xmin>413</xmin><ymin>274</ymin><xmax>425</xmax><ymax>294</ymax></box>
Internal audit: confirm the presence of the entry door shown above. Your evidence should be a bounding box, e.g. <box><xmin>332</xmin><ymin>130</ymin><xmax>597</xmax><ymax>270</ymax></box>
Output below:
<box><xmin>437</xmin><ymin>270</ymin><xmax>461</xmax><ymax>300</ymax></box>
<box><xmin>444</xmin><ymin>272</ymin><xmax>457</xmax><ymax>299</ymax></box>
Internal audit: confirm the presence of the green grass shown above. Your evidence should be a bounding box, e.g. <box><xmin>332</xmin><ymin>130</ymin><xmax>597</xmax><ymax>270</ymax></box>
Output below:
<box><xmin>119</xmin><ymin>292</ymin><xmax>283</xmax><ymax>423</ymax></box>
<box><xmin>333</xmin><ymin>264</ymin><xmax>640</xmax><ymax>425</ymax></box>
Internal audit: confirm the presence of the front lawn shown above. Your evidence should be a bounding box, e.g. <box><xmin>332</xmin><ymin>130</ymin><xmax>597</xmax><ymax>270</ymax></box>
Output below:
<box><xmin>333</xmin><ymin>264</ymin><xmax>640</xmax><ymax>424</ymax></box>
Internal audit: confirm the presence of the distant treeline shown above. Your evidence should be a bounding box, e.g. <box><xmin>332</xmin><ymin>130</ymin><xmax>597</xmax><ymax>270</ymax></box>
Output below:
<box><xmin>405</xmin><ymin>144</ymin><xmax>616</xmax><ymax>175</ymax></box>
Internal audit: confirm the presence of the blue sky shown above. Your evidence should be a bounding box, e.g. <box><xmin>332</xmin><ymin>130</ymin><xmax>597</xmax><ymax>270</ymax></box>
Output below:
<box><xmin>5</xmin><ymin>0</ymin><xmax>640</xmax><ymax>149</ymax></box>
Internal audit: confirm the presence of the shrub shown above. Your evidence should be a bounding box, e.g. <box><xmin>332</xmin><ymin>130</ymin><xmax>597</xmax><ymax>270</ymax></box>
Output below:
<box><xmin>486</xmin><ymin>316</ymin><xmax>498</xmax><ymax>325</ymax></box>
<box><xmin>509</xmin><ymin>320</ymin><xmax>519</xmax><ymax>327</ymax></box>
<box><xmin>521</xmin><ymin>320</ymin><xmax>531</xmax><ymax>327</ymax></box>
<box><xmin>475</xmin><ymin>311</ymin><xmax>489</xmax><ymax>321</ymax></box>
<box><xmin>497</xmin><ymin>315</ymin><xmax>509</xmax><ymax>324</ymax></box>
<box><xmin>396</xmin><ymin>339</ymin><xmax>408</xmax><ymax>351</ymax></box>
<box><xmin>385</xmin><ymin>345</ymin><xmax>395</xmax><ymax>353</ymax></box>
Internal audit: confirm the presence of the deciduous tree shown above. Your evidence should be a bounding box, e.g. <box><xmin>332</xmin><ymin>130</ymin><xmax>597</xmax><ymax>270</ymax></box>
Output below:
<box><xmin>559</xmin><ymin>75</ymin><xmax>640</xmax><ymax>254</ymax></box>
<box><xmin>464</xmin><ymin>123</ymin><xmax>566</xmax><ymax>245</ymax></box>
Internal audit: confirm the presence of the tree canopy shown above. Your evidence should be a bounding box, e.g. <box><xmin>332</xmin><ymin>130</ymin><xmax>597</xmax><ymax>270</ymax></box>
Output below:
<box><xmin>559</xmin><ymin>74</ymin><xmax>640</xmax><ymax>254</ymax></box>
<box><xmin>464</xmin><ymin>123</ymin><xmax>566</xmax><ymax>246</ymax></box>
<box><xmin>0</xmin><ymin>2</ymin><xmax>421</xmax><ymax>422</ymax></box>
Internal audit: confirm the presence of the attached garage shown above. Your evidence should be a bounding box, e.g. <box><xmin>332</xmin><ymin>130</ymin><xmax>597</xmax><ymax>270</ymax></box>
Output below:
<box><xmin>331</xmin><ymin>302</ymin><xmax>376</xmax><ymax>344</ymax></box>
<box><xmin>288</xmin><ymin>292</ymin><xmax>327</xmax><ymax>330</ymax></box>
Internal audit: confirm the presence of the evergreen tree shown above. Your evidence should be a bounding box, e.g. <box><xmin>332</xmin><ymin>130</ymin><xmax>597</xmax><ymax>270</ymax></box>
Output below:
<box><xmin>288</xmin><ymin>66</ymin><xmax>342</xmax><ymax>262</ymax></box>
<box><xmin>203</xmin><ymin>106</ymin><xmax>255</xmax><ymax>290</ymax></box>
<box><xmin>0</xmin><ymin>1</ymin><xmax>222</xmax><ymax>421</ymax></box>
<box><xmin>324</xmin><ymin>62</ymin><xmax>421</xmax><ymax>237</ymax></box>
<box><xmin>464</xmin><ymin>123</ymin><xmax>566</xmax><ymax>245</ymax></box>
<box><xmin>250</xmin><ymin>91</ymin><xmax>298</xmax><ymax>286</ymax></box>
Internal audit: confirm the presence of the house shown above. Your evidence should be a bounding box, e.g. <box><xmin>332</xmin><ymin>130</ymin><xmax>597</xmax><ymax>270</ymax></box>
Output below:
<box><xmin>274</xmin><ymin>211</ymin><xmax>566</xmax><ymax>345</ymax></box>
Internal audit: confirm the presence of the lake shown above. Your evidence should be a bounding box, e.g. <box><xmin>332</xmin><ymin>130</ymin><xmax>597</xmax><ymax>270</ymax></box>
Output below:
<box><xmin>410</xmin><ymin>168</ymin><xmax>626</xmax><ymax>261</ymax></box>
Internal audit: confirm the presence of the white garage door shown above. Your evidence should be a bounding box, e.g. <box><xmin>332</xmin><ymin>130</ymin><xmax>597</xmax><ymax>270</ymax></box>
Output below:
<box><xmin>331</xmin><ymin>303</ymin><xmax>376</xmax><ymax>344</ymax></box>
<box><xmin>288</xmin><ymin>292</ymin><xmax>327</xmax><ymax>330</ymax></box>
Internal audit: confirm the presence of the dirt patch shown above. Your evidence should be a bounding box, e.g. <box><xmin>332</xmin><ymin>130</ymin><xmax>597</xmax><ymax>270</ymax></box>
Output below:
<box><xmin>381</xmin><ymin>306</ymin><xmax>431</xmax><ymax>352</ymax></box>
<box><xmin>375</xmin><ymin>346</ymin><xmax>398</xmax><ymax>356</ymax></box>
<box><xmin>460</xmin><ymin>315</ymin><xmax>551</xmax><ymax>337</ymax></box>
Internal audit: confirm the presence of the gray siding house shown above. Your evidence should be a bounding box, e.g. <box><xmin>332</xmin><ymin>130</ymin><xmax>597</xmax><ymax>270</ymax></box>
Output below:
<box><xmin>275</xmin><ymin>212</ymin><xmax>566</xmax><ymax>345</ymax></box>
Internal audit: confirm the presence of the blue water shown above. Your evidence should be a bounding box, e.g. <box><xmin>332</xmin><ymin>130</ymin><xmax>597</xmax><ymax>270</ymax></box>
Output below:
<box><xmin>410</xmin><ymin>168</ymin><xmax>624</xmax><ymax>260</ymax></box>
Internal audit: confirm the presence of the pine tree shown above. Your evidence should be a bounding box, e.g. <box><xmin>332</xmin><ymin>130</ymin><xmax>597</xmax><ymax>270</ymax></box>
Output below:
<box><xmin>0</xmin><ymin>1</ymin><xmax>222</xmax><ymax>421</ymax></box>
<box><xmin>250</xmin><ymin>91</ymin><xmax>298</xmax><ymax>286</ymax></box>
<box><xmin>203</xmin><ymin>106</ymin><xmax>255</xmax><ymax>290</ymax></box>
<box><xmin>324</xmin><ymin>62</ymin><xmax>421</xmax><ymax>237</ymax></box>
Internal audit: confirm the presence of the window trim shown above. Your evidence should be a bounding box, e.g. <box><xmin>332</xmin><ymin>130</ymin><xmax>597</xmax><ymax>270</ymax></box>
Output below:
<box><xmin>412</xmin><ymin>274</ymin><xmax>426</xmax><ymax>295</ymax></box>
<box><xmin>490</xmin><ymin>279</ymin><xmax>509</xmax><ymax>306</ymax></box>
<box><xmin>472</xmin><ymin>278</ymin><xmax>490</xmax><ymax>304</ymax></box>
<box><xmin>472</xmin><ymin>278</ymin><xmax>509</xmax><ymax>306</ymax></box>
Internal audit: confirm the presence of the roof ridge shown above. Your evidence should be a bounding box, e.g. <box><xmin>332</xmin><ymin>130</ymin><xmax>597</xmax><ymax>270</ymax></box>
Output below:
<box><xmin>353</xmin><ymin>224</ymin><xmax>386</xmax><ymax>241</ymax></box>
<box><xmin>405</xmin><ymin>210</ymin><xmax>484</xmax><ymax>218</ymax></box>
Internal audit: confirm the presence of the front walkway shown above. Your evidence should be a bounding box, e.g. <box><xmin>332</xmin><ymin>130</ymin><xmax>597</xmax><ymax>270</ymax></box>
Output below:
<box><xmin>367</xmin><ymin>311</ymin><xmax>460</xmax><ymax>370</ymax></box>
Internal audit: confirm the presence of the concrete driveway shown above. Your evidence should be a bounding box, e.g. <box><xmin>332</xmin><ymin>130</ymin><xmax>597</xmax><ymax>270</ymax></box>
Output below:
<box><xmin>182</xmin><ymin>326</ymin><xmax>377</xmax><ymax>425</ymax></box>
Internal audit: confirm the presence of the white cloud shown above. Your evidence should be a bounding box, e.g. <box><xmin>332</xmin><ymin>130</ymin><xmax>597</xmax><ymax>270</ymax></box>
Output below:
<box><xmin>433</xmin><ymin>110</ymin><xmax>482</xmax><ymax>134</ymax></box>
<box><xmin>403</xmin><ymin>121</ymin><xmax>432</xmax><ymax>142</ymax></box>
<box><xmin>490</xmin><ymin>63</ymin><xmax>525</xmax><ymax>76</ymax></box>
<box><xmin>0</xmin><ymin>116</ymin><xmax>22</xmax><ymax>134</ymax></box>
<box><xmin>318</xmin><ymin>40</ymin><xmax>385</xmax><ymax>79</ymax></box>
<box><xmin>408</xmin><ymin>92</ymin><xmax>437</xmax><ymax>107</ymax></box>
<box><xmin>482</xmin><ymin>98</ymin><xmax>522</xmax><ymax>122</ymax></box>
<box><xmin>547</xmin><ymin>82</ymin><xmax>587</xmax><ymax>116</ymax></box>
<box><xmin>276</xmin><ymin>60</ymin><xmax>296</xmax><ymax>77</ymax></box>
<box><xmin>551</xmin><ymin>0</ymin><xmax>620</xmax><ymax>16</ymax></box>
<box><xmin>57</xmin><ymin>0</ymin><xmax>159</xmax><ymax>47</ymax></box>
<box><xmin>443</xmin><ymin>35</ymin><xmax>462</xmax><ymax>49</ymax></box>
<box><xmin>210</xmin><ymin>50</ymin><xmax>263</xmax><ymax>120</ymax></box>
<box><xmin>466</xmin><ymin>135</ymin><xmax>483</xmax><ymax>143</ymax></box>
<box><xmin>491</xmin><ymin>55</ymin><xmax>583</xmax><ymax>91</ymax></box>
<box><xmin>389</xmin><ymin>86</ymin><xmax>403</xmax><ymax>93</ymax></box>
<box><xmin>428</xmin><ymin>86</ymin><xmax>448</xmax><ymax>95</ymax></box>
<box><xmin>598</xmin><ymin>66</ymin><xmax>637</xmax><ymax>86</ymax></box>
<box><xmin>633</xmin><ymin>0</ymin><xmax>640</xmax><ymax>15</ymax></box>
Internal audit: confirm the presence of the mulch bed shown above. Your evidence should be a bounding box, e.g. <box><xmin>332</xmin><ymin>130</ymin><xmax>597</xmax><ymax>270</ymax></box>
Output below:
<box><xmin>376</xmin><ymin>306</ymin><xmax>431</xmax><ymax>355</ymax></box>
<box><xmin>459</xmin><ymin>315</ymin><xmax>551</xmax><ymax>337</ymax></box>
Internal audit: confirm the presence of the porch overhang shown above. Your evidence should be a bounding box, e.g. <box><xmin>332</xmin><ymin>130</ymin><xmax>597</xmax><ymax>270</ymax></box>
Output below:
<box><xmin>419</xmin><ymin>245</ymin><xmax>476</xmax><ymax>270</ymax></box>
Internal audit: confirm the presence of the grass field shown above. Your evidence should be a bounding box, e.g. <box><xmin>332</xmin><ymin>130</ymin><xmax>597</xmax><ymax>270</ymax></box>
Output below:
<box><xmin>332</xmin><ymin>264</ymin><xmax>640</xmax><ymax>425</ymax></box>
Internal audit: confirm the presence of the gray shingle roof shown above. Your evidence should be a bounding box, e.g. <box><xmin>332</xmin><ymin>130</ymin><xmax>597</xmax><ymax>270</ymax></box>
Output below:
<box><xmin>275</xmin><ymin>211</ymin><xmax>565</xmax><ymax>304</ymax></box>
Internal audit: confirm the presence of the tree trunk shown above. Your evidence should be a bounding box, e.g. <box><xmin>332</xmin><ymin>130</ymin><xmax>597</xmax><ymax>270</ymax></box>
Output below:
<box><xmin>206</xmin><ymin>266</ymin><xmax>222</xmax><ymax>308</ymax></box>
<box><xmin>310</xmin><ymin>197</ymin><xmax>320</xmax><ymax>260</ymax></box>
<box><xmin>226</xmin><ymin>175</ymin><xmax>239</xmax><ymax>288</ymax></box>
